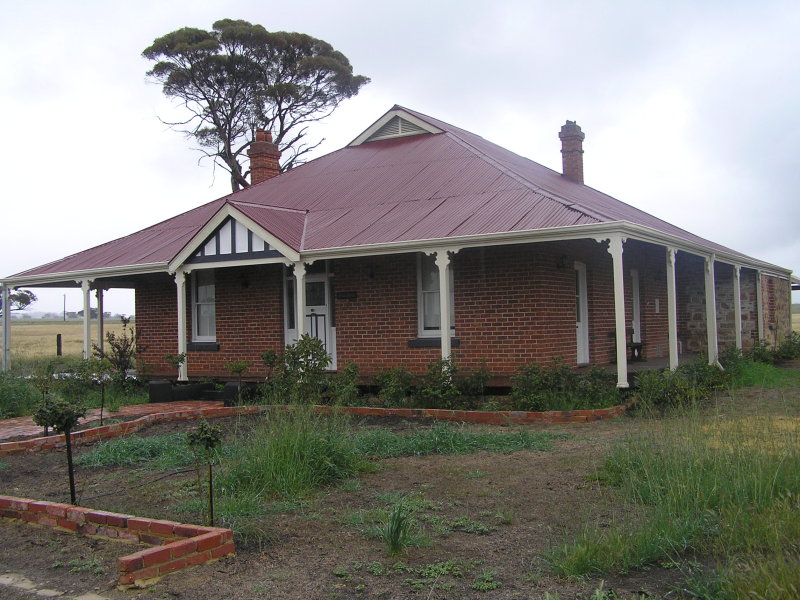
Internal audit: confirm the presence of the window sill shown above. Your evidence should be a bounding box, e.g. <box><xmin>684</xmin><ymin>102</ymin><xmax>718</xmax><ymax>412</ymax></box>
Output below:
<box><xmin>408</xmin><ymin>337</ymin><xmax>461</xmax><ymax>349</ymax></box>
<box><xmin>187</xmin><ymin>342</ymin><xmax>220</xmax><ymax>351</ymax></box>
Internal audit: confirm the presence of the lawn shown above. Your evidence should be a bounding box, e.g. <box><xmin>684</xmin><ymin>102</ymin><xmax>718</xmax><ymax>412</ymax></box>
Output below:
<box><xmin>2</xmin><ymin>365</ymin><xmax>799</xmax><ymax>599</ymax></box>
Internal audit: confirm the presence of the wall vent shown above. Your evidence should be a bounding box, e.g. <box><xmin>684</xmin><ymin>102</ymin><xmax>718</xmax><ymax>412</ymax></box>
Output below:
<box><xmin>365</xmin><ymin>116</ymin><xmax>428</xmax><ymax>142</ymax></box>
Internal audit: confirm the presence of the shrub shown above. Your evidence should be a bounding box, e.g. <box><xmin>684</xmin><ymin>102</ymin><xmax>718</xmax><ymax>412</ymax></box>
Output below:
<box><xmin>510</xmin><ymin>360</ymin><xmax>620</xmax><ymax>411</ymax></box>
<box><xmin>327</xmin><ymin>361</ymin><xmax>361</xmax><ymax>406</ymax></box>
<box><xmin>0</xmin><ymin>371</ymin><xmax>37</xmax><ymax>418</ymax></box>
<box><xmin>375</xmin><ymin>366</ymin><xmax>417</xmax><ymax>407</ymax></box>
<box><xmin>261</xmin><ymin>335</ymin><xmax>331</xmax><ymax>404</ymax></box>
<box><xmin>456</xmin><ymin>361</ymin><xmax>491</xmax><ymax>409</ymax></box>
<box><xmin>746</xmin><ymin>339</ymin><xmax>776</xmax><ymax>364</ymax></box>
<box><xmin>774</xmin><ymin>331</ymin><xmax>800</xmax><ymax>361</ymax></box>
<box><xmin>632</xmin><ymin>358</ymin><xmax>726</xmax><ymax>413</ymax></box>
<box><xmin>417</xmin><ymin>357</ymin><xmax>461</xmax><ymax>409</ymax></box>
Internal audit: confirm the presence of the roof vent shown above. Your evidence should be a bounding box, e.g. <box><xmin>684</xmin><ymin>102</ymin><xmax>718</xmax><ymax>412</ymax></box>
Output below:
<box><xmin>365</xmin><ymin>116</ymin><xmax>428</xmax><ymax>142</ymax></box>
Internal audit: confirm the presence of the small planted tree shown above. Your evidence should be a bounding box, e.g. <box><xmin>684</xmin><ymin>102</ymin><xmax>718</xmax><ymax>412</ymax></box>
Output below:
<box><xmin>33</xmin><ymin>397</ymin><xmax>86</xmax><ymax>504</ymax></box>
<box><xmin>30</xmin><ymin>362</ymin><xmax>57</xmax><ymax>435</ymax></box>
<box><xmin>187</xmin><ymin>419</ymin><xmax>222</xmax><ymax>526</ymax></box>
<box><xmin>93</xmin><ymin>316</ymin><xmax>141</xmax><ymax>389</ymax></box>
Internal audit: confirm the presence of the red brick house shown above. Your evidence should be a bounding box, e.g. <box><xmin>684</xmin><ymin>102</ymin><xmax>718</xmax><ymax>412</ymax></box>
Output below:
<box><xmin>1</xmin><ymin>106</ymin><xmax>793</xmax><ymax>387</ymax></box>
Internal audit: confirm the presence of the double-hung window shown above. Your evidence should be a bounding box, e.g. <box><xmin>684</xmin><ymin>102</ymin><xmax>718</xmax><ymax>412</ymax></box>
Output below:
<box><xmin>192</xmin><ymin>270</ymin><xmax>216</xmax><ymax>341</ymax></box>
<box><xmin>417</xmin><ymin>254</ymin><xmax>454</xmax><ymax>336</ymax></box>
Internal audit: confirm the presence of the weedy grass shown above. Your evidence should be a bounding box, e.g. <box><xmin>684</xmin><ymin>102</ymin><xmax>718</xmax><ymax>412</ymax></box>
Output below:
<box><xmin>355</xmin><ymin>422</ymin><xmax>567</xmax><ymax>458</ymax></box>
<box><xmin>217</xmin><ymin>407</ymin><xmax>364</xmax><ymax>500</ymax></box>
<box><xmin>76</xmin><ymin>433</ymin><xmax>195</xmax><ymax>469</ymax></box>
<box><xmin>548</xmin><ymin>401</ymin><xmax>800</xmax><ymax>599</ymax></box>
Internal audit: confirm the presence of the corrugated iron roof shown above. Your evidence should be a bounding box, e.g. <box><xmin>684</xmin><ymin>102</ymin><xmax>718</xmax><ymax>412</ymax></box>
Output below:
<box><xmin>9</xmin><ymin>105</ymin><xmax>764</xmax><ymax>281</ymax></box>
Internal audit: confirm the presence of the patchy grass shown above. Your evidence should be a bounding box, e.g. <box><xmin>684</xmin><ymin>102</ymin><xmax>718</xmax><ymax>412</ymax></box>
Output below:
<box><xmin>729</xmin><ymin>360</ymin><xmax>800</xmax><ymax>388</ymax></box>
<box><xmin>548</xmin><ymin>402</ymin><xmax>800</xmax><ymax>598</ymax></box>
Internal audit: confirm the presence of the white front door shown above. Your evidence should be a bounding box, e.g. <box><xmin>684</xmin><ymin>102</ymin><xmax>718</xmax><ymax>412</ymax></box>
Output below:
<box><xmin>284</xmin><ymin>267</ymin><xmax>337</xmax><ymax>369</ymax></box>
<box><xmin>575</xmin><ymin>262</ymin><xmax>589</xmax><ymax>364</ymax></box>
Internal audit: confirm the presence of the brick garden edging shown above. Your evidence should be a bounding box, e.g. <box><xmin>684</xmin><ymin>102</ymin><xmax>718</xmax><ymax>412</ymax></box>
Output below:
<box><xmin>0</xmin><ymin>495</ymin><xmax>234</xmax><ymax>587</ymax></box>
<box><xmin>0</xmin><ymin>405</ymin><xmax>264</xmax><ymax>456</ymax></box>
<box><xmin>0</xmin><ymin>402</ymin><xmax>629</xmax><ymax>457</ymax></box>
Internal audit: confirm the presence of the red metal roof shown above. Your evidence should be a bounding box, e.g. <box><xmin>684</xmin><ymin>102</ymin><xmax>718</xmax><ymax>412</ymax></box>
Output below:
<box><xmin>10</xmin><ymin>105</ymin><xmax>756</xmax><ymax>281</ymax></box>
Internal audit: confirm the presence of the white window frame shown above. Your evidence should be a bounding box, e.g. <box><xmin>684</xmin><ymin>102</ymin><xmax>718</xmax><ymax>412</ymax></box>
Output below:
<box><xmin>192</xmin><ymin>269</ymin><xmax>216</xmax><ymax>342</ymax></box>
<box><xmin>417</xmin><ymin>254</ymin><xmax>455</xmax><ymax>337</ymax></box>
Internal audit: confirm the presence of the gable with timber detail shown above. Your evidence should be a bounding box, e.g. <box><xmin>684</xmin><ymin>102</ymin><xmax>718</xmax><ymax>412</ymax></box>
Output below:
<box><xmin>187</xmin><ymin>216</ymin><xmax>283</xmax><ymax>264</ymax></box>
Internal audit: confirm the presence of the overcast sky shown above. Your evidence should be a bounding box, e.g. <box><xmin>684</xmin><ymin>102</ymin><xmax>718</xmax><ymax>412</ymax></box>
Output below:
<box><xmin>2</xmin><ymin>0</ymin><xmax>798</xmax><ymax>314</ymax></box>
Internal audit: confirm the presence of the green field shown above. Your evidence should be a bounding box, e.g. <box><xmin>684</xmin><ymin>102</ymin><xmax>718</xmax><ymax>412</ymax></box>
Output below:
<box><xmin>0</xmin><ymin>319</ymin><xmax>130</xmax><ymax>360</ymax></box>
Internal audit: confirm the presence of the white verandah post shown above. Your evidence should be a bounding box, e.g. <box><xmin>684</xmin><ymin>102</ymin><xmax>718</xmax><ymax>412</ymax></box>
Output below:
<box><xmin>704</xmin><ymin>255</ymin><xmax>719</xmax><ymax>365</ymax></box>
<box><xmin>733</xmin><ymin>265</ymin><xmax>742</xmax><ymax>350</ymax></box>
<box><xmin>175</xmin><ymin>269</ymin><xmax>188</xmax><ymax>381</ymax></box>
<box><xmin>96</xmin><ymin>288</ymin><xmax>105</xmax><ymax>355</ymax></box>
<box><xmin>294</xmin><ymin>262</ymin><xmax>307</xmax><ymax>338</ymax></box>
<box><xmin>756</xmin><ymin>270</ymin><xmax>764</xmax><ymax>342</ymax></box>
<box><xmin>81</xmin><ymin>279</ymin><xmax>92</xmax><ymax>360</ymax></box>
<box><xmin>1</xmin><ymin>283</ymin><xmax>10</xmax><ymax>371</ymax></box>
<box><xmin>435</xmin><ymin>251</ymin><xmax>453</xmax><ymax>360</ymax></box>
<box><xmin>666</xmin><ymin>247</ymin><xmax>679</xmax><ymax>371</ymax></box>
<box><xmin>608</xmin><ymin>236</ymin><xmax>629</xmax><ymax>388</ymax></box>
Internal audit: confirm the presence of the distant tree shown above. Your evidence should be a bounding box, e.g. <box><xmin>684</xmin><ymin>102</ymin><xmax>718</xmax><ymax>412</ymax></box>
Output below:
<box><xmin>143</xmin><ymin>19</ymin><xmax>369</xmax><ymax>191</ymax></box>
<box><xmin>0</xmin><ymin>289</ymin><xmax>37</xmax><ymax>315</ymax></box>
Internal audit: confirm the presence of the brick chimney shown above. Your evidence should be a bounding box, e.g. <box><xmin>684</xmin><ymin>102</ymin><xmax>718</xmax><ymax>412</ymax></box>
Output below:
<box><xmin>558</xmin><ymin>121</ymin><xmax>585</xmax><ymax>184</ymax></box>
<box><xmin>247</xmin><ymin>129</ymin><xmax>281</xmax><ymax>185</ymax></box>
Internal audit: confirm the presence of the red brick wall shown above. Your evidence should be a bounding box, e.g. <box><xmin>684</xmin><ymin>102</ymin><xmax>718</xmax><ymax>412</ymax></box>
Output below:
<box><xmin>135</xmin><ymin>265</ymin><xmax>285</xmax><ymax>378</ymax></box>
<box><xmin>334</xmin><ymin>239</ymin><xmax>670</xmax><ymax>376</ymax></box>
<box><xmin>133</xmin><ymin>240</ymin><xmax>760</xmax><ymax>379</ymax></box>
<box><xmin>135</xmin><ymin>273</ymin><xmax>179</xmax><ymax>376</ymax></box>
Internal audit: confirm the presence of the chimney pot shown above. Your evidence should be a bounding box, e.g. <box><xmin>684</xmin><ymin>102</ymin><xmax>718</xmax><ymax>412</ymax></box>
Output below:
<box><xmin>559</xmin><ymin>120</ymin><xmax>585</xmax><ymax>184</ymax></box>
<box><xmin>248</xmin><ymin>129</ymin><xmax>281</xmax><ymax>185</ymax></box>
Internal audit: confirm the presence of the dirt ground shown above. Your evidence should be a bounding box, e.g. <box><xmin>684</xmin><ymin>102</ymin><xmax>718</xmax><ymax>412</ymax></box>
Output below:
<box><xmin>2</xmin><ymin>384</ymin><xmax>798</xmax><ymax>600</ymax></box>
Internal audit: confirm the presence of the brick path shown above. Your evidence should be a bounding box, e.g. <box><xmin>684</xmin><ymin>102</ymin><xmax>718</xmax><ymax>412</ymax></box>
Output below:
<box><xmin>0</xmin><ymin>401</ymin><xmax>224</xmax><ymax>442</ymax></box>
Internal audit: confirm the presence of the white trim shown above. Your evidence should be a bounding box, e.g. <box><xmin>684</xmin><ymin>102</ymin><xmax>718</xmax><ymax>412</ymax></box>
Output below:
<box><xmin>191</xmin><ymin>270</ymin><xmax>216</xmax><ymax>342</ymax></box>
<box><xmin>666</xmin><ymin>247</ymin><xmax>679</xmax><ymax>371</ymax></box>
<box><xmin>574</xmin><ymin>261</ymin><xmax>589</xmax><ymax>364</ymax></box>
<box><xmin>2</xmin><ymin>263</ymin><xmax>167</xmax><ymax>288</ymax></box>
<box><xmin>756</xmin><ymin>270</ymin><xmax>764</xmax><ymax>341</ymax></box>
<box><xmin>175</xmin><ymin>269</ymin><xmax>188</xmax><ymax>381</ymax></box>
<box><xmin>294</xmin><ymin>262</ymin><xmax>307</xmax><ymax>338</ymax></box>
<box><xmin>436</xmin><ymin>251</ymin><xmax>453</xmax><ymax>359</ymax></box>
<box><xmin>81</xmin><ymin>279</ymin><xmax>92</xmax><ymax>360</ymax></box>
<box><xmin>705</xmin><ymin>255</ymin><xmax>719</xmax><ymax>365</ymax></box>
<box><xmin>178</xmin><ymin>256</ymin><xmax>291</xmax><ymax>272</ymax></box>
<box><xmin>299</xmin><ymin>221</ymin><xmax>791</xmax><ymax>278</ymax></box>
<box><xmin>630</xmin><ymin>268</ymin><xmax>641</xmax><ymax>344</ymax></box>
<box><xmin>96</xmin><ymin>288</ymin><xmax>104</xmax><ymax>354</ymax></box>
<box><xmin>733</xmin><ymin>265</ymin><xmax>742</xmax><ymax>350</ymax></box>
<box><xmin>349</xmin><ymin>109</ymin><xmax>443</xmax><ymax>146</ymax></box>
<box><xmin>608</xmin><ymin>236</ymin><xmax>629</xmax><ymax>388</ymax></box>
<box><xmin>1</xmin><ymin>284</ymin><xmax>10</xmax><ymax>372</ymax></box>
